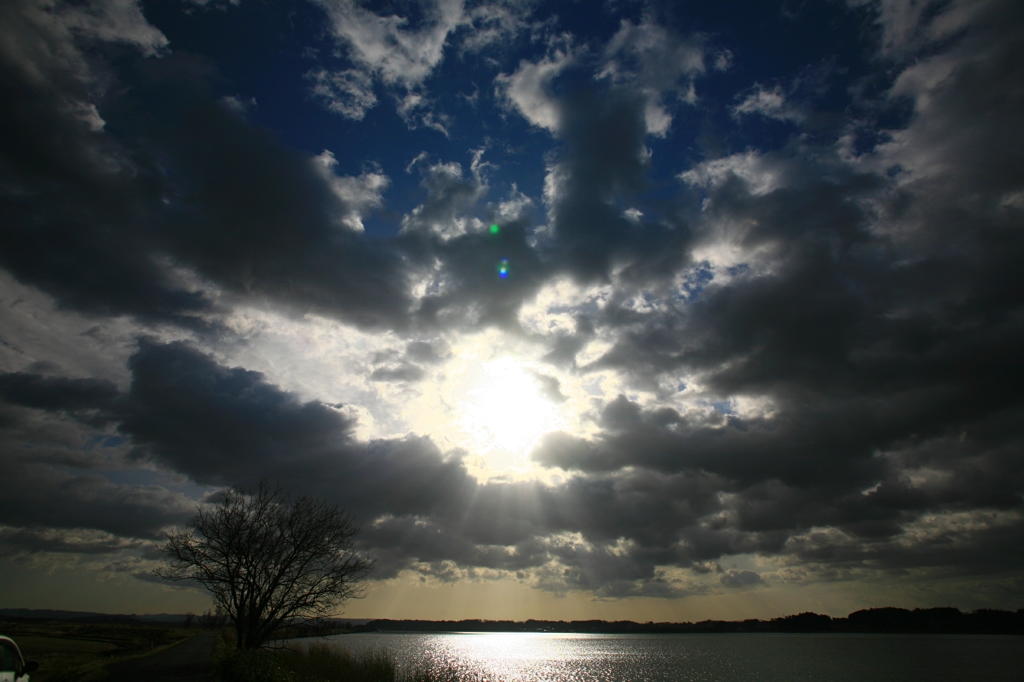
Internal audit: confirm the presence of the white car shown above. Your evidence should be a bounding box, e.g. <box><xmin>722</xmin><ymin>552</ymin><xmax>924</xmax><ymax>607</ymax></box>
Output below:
<box><xmin>0</xmin><ymin>636</ymin><xmax>38</xmax><ymax>682</ymax></box>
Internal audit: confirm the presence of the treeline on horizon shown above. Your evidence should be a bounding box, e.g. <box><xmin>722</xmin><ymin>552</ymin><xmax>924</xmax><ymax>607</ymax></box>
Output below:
<box><xmin>352</xmin><ymin>607</ymin><xmax>1024</xmax><ymax>635</ymax></box>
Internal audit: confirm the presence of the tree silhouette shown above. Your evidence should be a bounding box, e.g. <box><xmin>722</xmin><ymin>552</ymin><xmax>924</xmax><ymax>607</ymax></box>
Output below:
<box><xmin>158</xmin><ymin>479</ymin><xmax>372</xmax><ymax>649</ymax></box>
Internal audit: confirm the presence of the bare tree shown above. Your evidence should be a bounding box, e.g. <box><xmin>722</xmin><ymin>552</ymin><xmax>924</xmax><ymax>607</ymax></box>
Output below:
<box><xmin>157</xmin><ymin>479</ymin><xmax>372</xmax><ymax>649</ymax></box>
<box><xmin>198</xmin><ymin>607</ymin><xmax>227</xmax><ymax>629</ymax></box>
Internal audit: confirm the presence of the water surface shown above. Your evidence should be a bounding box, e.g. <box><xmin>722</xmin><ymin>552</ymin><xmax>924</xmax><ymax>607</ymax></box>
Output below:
<box><xmin>306</xmin><ymin>631</ymin><xmax>1023</xmax><ymax>681</ymax></box>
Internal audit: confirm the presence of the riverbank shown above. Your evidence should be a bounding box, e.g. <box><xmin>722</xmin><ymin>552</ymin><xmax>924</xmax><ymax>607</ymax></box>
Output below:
<box><xmin>1</xmin><ymin>619</ymin><xmax>198</xmax><ymax>682</ymax></box>
<box><xmin>354</xmin><ymin>606</ymin><xmax>1024</xmax><ymax>635</ymax></box>
<box><xmin>213</xmin><ymin>629</ymin><xmax>483</xmax><ymax>682</ymax></box>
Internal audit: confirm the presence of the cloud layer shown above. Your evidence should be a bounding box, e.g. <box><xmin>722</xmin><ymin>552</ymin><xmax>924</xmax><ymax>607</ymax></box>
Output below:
<box><xmin>0</xmin><ymin>0</ymin><xmax>1022</xmax><ymax>613</ymax></box>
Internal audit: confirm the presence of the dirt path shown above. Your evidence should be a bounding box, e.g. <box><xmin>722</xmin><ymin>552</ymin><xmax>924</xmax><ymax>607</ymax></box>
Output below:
<box><xmin>100</xmin><ymin>631</ymin><xmax>217</xmax><ymax>682</ymax></box>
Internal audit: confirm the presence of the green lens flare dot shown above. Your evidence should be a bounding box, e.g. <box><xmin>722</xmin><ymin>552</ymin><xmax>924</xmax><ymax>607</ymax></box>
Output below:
<box><xmin>490</xmin><ymin>224</ymin><xmax>500</xmax><ymax>234</ymax></box>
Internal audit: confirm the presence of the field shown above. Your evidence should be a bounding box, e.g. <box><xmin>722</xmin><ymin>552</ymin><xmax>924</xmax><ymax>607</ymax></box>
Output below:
<box><xmin>1</xmin><ymin>620</ymin><xmax>196</xmax><ymax>682</ymax></box>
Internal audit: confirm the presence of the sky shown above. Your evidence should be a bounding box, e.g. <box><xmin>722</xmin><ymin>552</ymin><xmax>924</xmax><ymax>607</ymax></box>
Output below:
<box><xmin>0</xmin><ymin>0</ymin><xmax>1022</xmax><ymax>622</ymax></box>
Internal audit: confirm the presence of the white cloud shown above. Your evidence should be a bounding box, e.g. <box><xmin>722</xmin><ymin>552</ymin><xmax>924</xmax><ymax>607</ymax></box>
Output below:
<box><xmin>541</xmin><ymin>160</ymin><xmax>568</xmax><ymax>213</ymax></box>
<box><xmin>678</xmin><ymin>152</ymin><xmax>801</xmax><ymax>273</ymax></box>
<box><xmin>849</xmin><ymin>0</ymin><xmax>936</xmax><ymax>56</ymax></box>
<box><xmin>459</xmin><ymin>0</ymin><xmax>537</xmax><ymax>54</ymax></box>
<box><xmin>855</xmin><ymin>0</ymin><xmax>1016</xmax><ymax>187</ymax></box>
<box><xmin>215</xmin><ymin>306</ymin><xmax>400</xmax><ymax>440</ymax></box>
<box><xmin>494</xmin><ymin>183</ymin><xmax>532</xmax><ymax>220</ymax></box>
<box><xmin>497</xmin><ymin>17</ymin><xmax>712</xmax><ymax>137</ymax></box>
<box><xmin>307</xmin><ymin>67</ymin><xmax>377</xmax><ymax>120</ymax></box>
<box><xmin>602</xmin><ymin>18</ymin><xmax>706</xmax><ymax>88</ymax></box>
<box><xmin>495</xmin><ymin>42</ymin><xmax>576</xmax><ymax>132</ymax></box>
<box><xmin>897</xmin><ymin>509</ymin><xmax>1022</xmax><ymax>549</ymax></box>
<box><xmin>308</xmin><ymin>0</ymin><xmax>536</xmax><ymax>123</ymax></box>
<box><xmin>849</xmin><ymin>0</ymin><xmax>994</xmax><ymax>58</ymax></box>
<box><xmin>600</xmin><ymin>18</ymin><xmax>709</xmax><ymax>135</ymax></box>
<box><xmin>679</xmin><ymin>150</ymin><xmax>789</xmax><ymax>196</ymax></box>
<box><xmin>400</xmin><ymin>160</ymin><xmax>487</xmax><ymax>240</ymax></box>
<box><xmin>396</xmin><ymin>92</ymin><xmax>453</xmax><ymax>137</ymax></box>
<box><xmin>71</xmin><ymin>101</ymin><xmax>106</xmax><ymax>131</ymax></box>
<box><xmin>313</xmin><ymin>0</ymin><xmax>464</xmax><ymax>88</ymax></box>
<box><xmin>312</xmin><ymin>150</ymin><xmax>390</xmax><ymax>232</ymax></box>
<box><xmin>405</xmin><ymin>151</ymin><xmax>431</xmax><ymax>174</ymax></box>
<box><xmin>518</xmin><ymin>278</ymin><xmax>610</xmax><ymax>338</ymax></box>
<box><xmin>731</xmin><ymin>84</ymin><xmax>806</xmax><ymax>123</ymax></box>
<box><xmin>713</xmin><ymin>48</ymin><xmax>734</xmax><ymax>71</ymax></box>
<box><xmin>219</xmin><ymin>95</ymin><xmax>256</xmax><ymax>117</ymax></box>
<box><xmin>306</xmin><ymin>0</ymin><xmax>462</xmax><ymax>122</ymax></box>
<box><xmin>0</xmin><ymin>270</ymin><xmax>140</xmax><ymax>385</ymax></box>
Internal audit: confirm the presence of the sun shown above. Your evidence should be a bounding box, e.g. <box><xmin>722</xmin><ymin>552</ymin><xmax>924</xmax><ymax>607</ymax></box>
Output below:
<box><xmin>456</xmin><ymin>357</ymin><xmax>562</xmax><ymax>472</ymax></box>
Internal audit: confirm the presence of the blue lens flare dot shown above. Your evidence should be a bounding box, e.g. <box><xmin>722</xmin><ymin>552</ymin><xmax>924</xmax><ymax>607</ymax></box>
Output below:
<box><xmin>498</xmin><ymin>258</ymin><xmax>509</xmax><ymax>279</ymax></box>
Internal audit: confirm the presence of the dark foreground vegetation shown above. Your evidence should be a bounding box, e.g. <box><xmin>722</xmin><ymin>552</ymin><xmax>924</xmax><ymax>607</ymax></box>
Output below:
<box><xmin>4</xmin><ymin>606</ymin><xmax>1020</xmax><ymax>681</ymax></box>
<box><xmin>357</xmin><ymin>606</ymin><xmax>1024</xmax><ymax>635</ymax></box>
<box><xmin>0</xmin><ymin>615</ymin><xmax>484</xmax><ymax>682</ymax></box>
<box><xmin>214</xmin><ymin>629</ymin><xmax>481</xmax><ymax>682</ymax></box>
<box><xmin>0</xmin><ymin>618</ymin><xmax>192</xmax><ymax>681</ymax></box>
<box><xmin>160</xmin><ymin>480</ymin><xmax>372</xmax><ymax>651</ymax></box>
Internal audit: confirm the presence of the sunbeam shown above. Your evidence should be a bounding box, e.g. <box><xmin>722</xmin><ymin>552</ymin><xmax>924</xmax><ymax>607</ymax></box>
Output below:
<box><xmin>457</xmin><ymin>357</ymin><xmax>562</xmax><ymax>472</ymax></box>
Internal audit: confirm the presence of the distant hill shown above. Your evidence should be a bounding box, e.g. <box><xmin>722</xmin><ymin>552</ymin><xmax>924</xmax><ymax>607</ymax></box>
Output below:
<box><xmin>357</xmin><ymin>607</ymin><xmax>1024</xmax><ymax>635</ymax></box>
<box><xmin>0</xmin><ymin>608</ymin><xmax>185</xmax><ymax>623</ymax></box>
<box><xmin>5</xmin><ymin>607</ymin><xmax>1020</xmax><ymax>634</ymax></box>
<box><xmin>0</xmin><ymin>608</ymin><xmax>372</xmax><ymax>627</ymax></box>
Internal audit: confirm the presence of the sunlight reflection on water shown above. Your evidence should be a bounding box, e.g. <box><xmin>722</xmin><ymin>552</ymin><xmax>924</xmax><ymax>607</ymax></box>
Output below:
<box><xmin>412</xmin><ymin>632</ymin><xmax>676</xmax><ymax>682</ymax></box>
<box><xmin>308</xmin><ymin>631</ymin><xmax>1024</xmax><ymax>682</ymax></box>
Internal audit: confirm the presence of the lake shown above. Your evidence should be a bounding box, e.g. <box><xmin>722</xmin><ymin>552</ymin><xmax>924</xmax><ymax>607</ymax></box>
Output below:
<box><xmin>304</xmin><ymin>631</ymin><xmax>1023</xmax><ymax>681</ymax></box>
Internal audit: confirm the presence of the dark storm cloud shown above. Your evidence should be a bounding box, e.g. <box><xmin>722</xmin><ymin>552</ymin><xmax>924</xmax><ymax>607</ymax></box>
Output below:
<box><xmin>0</xmin><ymin>0</ymin><xmax>208</xmax><ymax>325</ymax></box>
<box><xmin>0</xmin><ymin>372</ymin><xmax>194</xmax><ymax>541</ymax></box>
<box><xmin>0</xmin><ymin>343</ymin><xmax>730</xmax><ymax>589</ymax></box>
<box><xmin>783</xmin><ymin>510</ymin><xmax>1024</xmax><ymax>577</ymax></box>
<box><xmin>155</xmin><ymin>102</ymin><xmax>412</xmax><ymax>328</ymax></box>
<box><xmin>0</xmin><ymin>3</ymin><xmax>549</xmax><ymax>338</ymax></box>
<box><xmin>0</xmin><ymin>526</ymin><xmax>147</xmax><ymax>557</ymax></box>
<box><xmin>0</xmin><ymin>0</ymin><xmax>686</xmax><ymax>341</ymax></box>
<box><xmin>120</xmin><ymin>339</ymin><xmax>361</xmax><ymax>481</ymax></box>
<box><xmin>532</xmin><ymin>387</ymin><xmax>1024</xmax><ymax>561</ymax></box>
<box><xmin>405</xmin><ymin>340</ymin><xmax>446</xmax><ymax>364</ymax></box>
<box><xmin>0</xmin><ymin>331</ymin><xmax>1018</xmax><ymax>595</ymax></box>
<box><xmin>115</xmin><ymin>341</ymin><xmax>479</xmax><ymax>526</ymax></box>
<box><xmin>370</xmin><ymin>365</ymin><xmax>426</xmax><ymax>382</ymax></box>
<box><xmin>531</xmin><ymin>372</ymin><xmax>566</xmax><ymax>402</ymax></box>
<box><xmin>0</xmin><ymin>78</ymin><xmax>214</xmax><ymax>326</ymax></box>
<box><xmin>473</xmin><ymin>0</ymin><xmax>1023</xmax><ymax>595</ymax></box>
<box><xmin>110</xmin><ymin>339</ymin><xmax>1018</xmax><ymax>588</ymax></box>
<box><xmin>400</xmin><ymin>160</ymin><xmax>487</xmax><ymax>238</ymax></box>
<box><xmin>0</xmin><ymin>340</ymin><xmax>472</xmax><ymax>548</ymax></box>
<box><xmin>542</xmin><ymin>86</ymin><xmax>693</xmax><ymax>285</ymax></box>
<box><xmin>0</xmin><ymin>373</ymin><xmax>119</xmax><ymax>415</ymax></box>
<box><xmin>0</xmin><ymin>458</ymin><xmax>194</xmax><ymax>541</ymax></box>
<box><xmin>401</xmin><ymin>221</ymin><xmax>551</xmax><ymax>331</ymax></box>
<box><xmin>1</xmin><ymin>0</ymin><xmax>1023</xmax><ymax>604</ymax></box>
<box><xmin>719</xmin><ymin>569</ymin><xmax>762</xmax><ymax>588</ymax></box>
<box><xmin>391</xmin><ymin>158</ymin><xmax>557</xmax><ymax>332</ymax></box>
<box><xmin>0</xmin><ymin>4</ymin><xmax>411</xmax><ymax>330</ymax></box>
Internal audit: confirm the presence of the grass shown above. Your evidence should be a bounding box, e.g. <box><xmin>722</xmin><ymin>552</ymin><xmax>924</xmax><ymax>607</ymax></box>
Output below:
<box><xmin>213</xmin><ymin>630</ymin><xmax>491</xmax><ymax>682</ymax></box>
<box><xmin>13</xmin><ymin>636</ymin><xmax>117</xmax><ymax>655</ymax></box>
<box><xmin>1</xmin><ymin>620</ymin><xmax>195</xmax><ymax>682</ymax></box>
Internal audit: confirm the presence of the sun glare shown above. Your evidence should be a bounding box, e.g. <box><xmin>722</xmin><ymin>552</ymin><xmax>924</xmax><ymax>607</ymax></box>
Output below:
<box><xmin>457</xmin><ymin>357</ymin><xmax>562</xmax><ymax>472</ymax></box>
